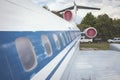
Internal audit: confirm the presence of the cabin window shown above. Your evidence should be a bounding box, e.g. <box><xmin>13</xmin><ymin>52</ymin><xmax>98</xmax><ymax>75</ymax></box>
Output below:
<box><xmin>76</xmin><ymin>32</ymin><xmax>78</xmax><ymax>37</ymax></box>
<box><xmin>67</xmin><ymin>32</ymin><xmax>71</xmax><ymax>42</ymax></box>
<box><xmin>53</xmin><ymin>34</ymin><xmax>61</xmax><ymax>50</ymax></box>
<box><xmin>70</xmin><ymin>32</ymin><xmax>74</xmax><ymax>40</ymax></box>
<box><xmin>15</xmin><ymin>37</ymin><xmax>37</xmax><ymax>72</ymax></box>
<box><xmin>60</xmin><ymin>33</ymin><xmax>66</xmax><ymax>46</ymax></box>
<box><xmin>74</xmin><ymin>32</ymin><xmax>77</xmax><ymax>38</ymax></box>
<box><xmin>72</xmin><ymin>31</ymin><xmax>75</xmax><ymax>40</ymax></box>
<box><xmin>41</xmin><ymin>35</ymin><xmax>53</xmax><ymax>57</ymax></box>
<box><xmin>64</xmin><ymin>32</ymin><xmax>69</xmax><ymax>43</ymax></box>
<box><xmin>73</xmin><ymin>32</ymin><xmax>75</xmax><ymax>39</ymax></box>
<box><xmin>69</xmin><ymin>32</ymin><xmax>72</xmax><ymax>41</ymax></box>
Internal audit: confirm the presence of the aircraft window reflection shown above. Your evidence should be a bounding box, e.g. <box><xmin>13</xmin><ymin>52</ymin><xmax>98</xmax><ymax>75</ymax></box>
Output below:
<box><xmin>53</xmin><ymin>34</ymin><xmax>61</xmax><ymax>50</ymax></box>
<box><xmin>69</xmin><ymin>32</ymin><xmax>72</xmax><ymax>41</ymax></box>
<box><xmin>41</xmin><ymin>35</ymin><xmax>53</xmax><ymax>57</ymax></box>
<box><xmin>15</xmin><ymin>37</ymin><xmax>37</xmax><ymax>72</ymax></box>
<box><xmin>67</xmin><ymin>32</ymin><xmax>71</xmax><ymax>42</ymax></box>
<box><xmin>73</xmin><ymin>32</ymin><xmax>75</xmax><ymax>39</ymax></box>
<box><xmin>64</xmin><ymin>32</ymin><xmax>69</xmax><ymax>43</ymax></box>
<box><xmin>60</xmin><ymin>33</ymin><xmax>66</xmax><ymax>46</ymax></box>
<box><xmin>74</xmin><ymin>31</ymin><xmax>76</xmax><ymax>38</ymax></box>
<box><xmin>70</xmin><ymin>32</ymin><xmax>74</xmax><ymax>40</ymax></box>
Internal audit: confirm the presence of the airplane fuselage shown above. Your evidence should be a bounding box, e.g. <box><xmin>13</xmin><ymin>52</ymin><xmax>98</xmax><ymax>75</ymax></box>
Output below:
<box><xmin>0</xmin><ymin>0</ymin><xmax>80</xmax><ymax>80</ymax></box>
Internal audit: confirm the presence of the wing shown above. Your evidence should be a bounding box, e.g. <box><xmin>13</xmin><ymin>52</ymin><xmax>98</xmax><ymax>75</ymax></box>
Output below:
<box><xmin>56</xmin><ymin>5</ymin><xmax>100</xmax><ymax>13</ymax></box>
<box><xmin>77</xmin><ymin>5</ymin><xmax>100</xmax><ymax>10</ymax></box>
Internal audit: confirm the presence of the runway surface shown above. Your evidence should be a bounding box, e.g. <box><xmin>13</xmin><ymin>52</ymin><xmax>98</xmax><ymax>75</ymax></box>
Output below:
<box><xmin>61</xmin><ymin>50</ymin><xmax>120</xmax><ymax>80</ymax></box>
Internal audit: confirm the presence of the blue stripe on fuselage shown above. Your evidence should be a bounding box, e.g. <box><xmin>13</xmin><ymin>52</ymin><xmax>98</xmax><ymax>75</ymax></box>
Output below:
<box><xmin>46</xmin><ymin>41</ymin><xmax>77</xmax><ymax>80</ymax></box>
<box><xmin>0</xmin><ymin>31</ymin><xmax>80</xmax><ymax>80</ymax></box>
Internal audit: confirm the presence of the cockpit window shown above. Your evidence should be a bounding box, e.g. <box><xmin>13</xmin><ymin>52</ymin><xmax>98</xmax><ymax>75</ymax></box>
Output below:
<box><xmin>41</xmin><ymin>35</ymin><xmax>53</xmax><ymax>57</ymax></box>
<box><xmin>15</xmin><ymin>37</ymin><xmax>37</xmax><ymax>72</ymax></box>
<box><xmin>53</xmin><ymin>34</ymin><xmax>61</xmax><ymax>50</ymax></box>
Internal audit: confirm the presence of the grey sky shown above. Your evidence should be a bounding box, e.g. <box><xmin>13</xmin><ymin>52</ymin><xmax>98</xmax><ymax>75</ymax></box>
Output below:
<box><xmin>34</xmin><ymin>0</ymin><xmax>120</xmax><ymax>19</ymax></box>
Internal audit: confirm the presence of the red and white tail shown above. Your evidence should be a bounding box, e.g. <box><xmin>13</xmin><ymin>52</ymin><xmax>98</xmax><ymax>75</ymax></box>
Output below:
<box><xmin>59</xmin><ymin>0</ymin><xmax>100</xmax><ymax>22</ymax></box>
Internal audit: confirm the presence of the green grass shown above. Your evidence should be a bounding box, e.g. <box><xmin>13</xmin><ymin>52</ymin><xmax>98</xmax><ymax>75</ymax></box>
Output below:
<box><xmin>80</xmin><ymin>42</ymin><xmax>110</xmax><ymax>50</ymax></box>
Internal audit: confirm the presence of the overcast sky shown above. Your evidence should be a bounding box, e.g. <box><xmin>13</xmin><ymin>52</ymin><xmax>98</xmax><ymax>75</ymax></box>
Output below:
<box><xmin>34</xmin><ymin>0</ymin><xmax>120</xmax><ymax>19</ymax></box>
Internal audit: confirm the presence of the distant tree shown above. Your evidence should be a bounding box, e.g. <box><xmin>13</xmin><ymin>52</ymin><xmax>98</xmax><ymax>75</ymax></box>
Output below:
<box><xmin>95</xmin><ymin>14</ymin><xmax>114</xmax><ymax>41</ymax></box>
<box><xmin>43</xmin><ymin>6</ymin><xmax>49</xmax><ymax>10</ymax></box>
<box><xmin>77</xmin><ymin>12</ymin><xmax>120</xmax><ymax>41</ymax></box>
<box><xmin>81</xmin><ymin>12</ymin><xmax>96</xmax><ymax>27</ymax></box>
<box><xmin>77</xmin><ymin>12</ymin><xmax>96</xmax><ymax>31</ymax></box>
<box><xmin>77</xmin><ymin>24</ymin><xmax>91</xmax><ymax>31</ymax></box>
<box><xmin>51</xmin><ymin>11</ymin><xmax>63</xmax><ymax>18</ymax></box>
<box><xmin>113</xmin><ymin>19</ymin><xmax>120</xmax><ymax>37</ymax></box>
<box><xmin>43</xmin><ymin>6</ymin><xmax>63</xmax><ymax>18</ymax></box>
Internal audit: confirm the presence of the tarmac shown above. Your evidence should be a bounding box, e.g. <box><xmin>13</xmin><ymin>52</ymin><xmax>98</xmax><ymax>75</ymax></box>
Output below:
<box><xmin>61</xmin><ymin>49</ymin><xmax>120</xmax><ymax>80</ymax></box>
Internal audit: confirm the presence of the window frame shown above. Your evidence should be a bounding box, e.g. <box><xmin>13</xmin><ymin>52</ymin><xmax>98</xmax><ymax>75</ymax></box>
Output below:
<box><xmin>53</xmin><ymin>34</ymin><xmax>61</xmax><ymax>50</ymax></box>
<box><xmin>41</xmin><ymin>35</ymin><xmax>53</xmax><ymax>57</ymax></box>
<box><xmin>15</xmin><ymin>37</ymin><xmax>37</xmax><ymax>72</ymax></box>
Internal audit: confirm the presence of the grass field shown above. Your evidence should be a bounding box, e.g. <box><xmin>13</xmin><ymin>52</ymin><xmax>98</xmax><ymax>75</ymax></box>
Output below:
<box><xmin>80</xmin><ymin>42</ymin><xmax>110</xmax><ymax>50</ymax></box>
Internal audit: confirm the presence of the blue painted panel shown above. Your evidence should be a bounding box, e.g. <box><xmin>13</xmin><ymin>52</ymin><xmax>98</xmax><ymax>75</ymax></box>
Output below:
<box><xmin>0</xmin><ymin>30</ymin><xmax>80</xmax><ymax>80</ymax></box>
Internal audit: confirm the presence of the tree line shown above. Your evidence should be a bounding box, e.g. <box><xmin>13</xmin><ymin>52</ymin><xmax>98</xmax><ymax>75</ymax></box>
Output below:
<box><xmin>77</xmin><ymin>12</ymin><xmax>120</xmax><ymax>41</ymax></box>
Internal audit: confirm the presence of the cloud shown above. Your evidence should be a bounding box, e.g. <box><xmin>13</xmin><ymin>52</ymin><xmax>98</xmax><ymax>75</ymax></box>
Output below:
<box><xmin>48</xmin><ymin>1</ymin><xmax>73</xmax><ymax>11</ymax></box>
<box><xmin>34</xmin><ymin>0</ymin><xmax>120</xmax><ymax>19</ymax></box>
<box><xmin>73</xmin><ymin>1</ymin><xmax>119</xmax><ymax>19</ymax></box>
<box><xmin>100</xmin><ymin>0</ymin><xmax>120</xmax><ymax>19</ymax></box>
<box><xmin>33</xmin><ymin>0</ymin><xmax>55</xmax><ymax>6</ymax></box>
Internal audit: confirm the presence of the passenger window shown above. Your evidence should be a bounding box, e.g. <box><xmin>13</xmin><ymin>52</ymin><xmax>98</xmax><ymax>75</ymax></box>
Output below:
<box><xmin>41</xmin><ymin>35</ymin><xmax>53</xmax><ymax>57</ymax></box>
<box><xmin>74</xmin><ymin>32</ymin><xmax>76</xmax><ymax>37</ymax></box>
<box><xmin>68</xmin><ymin>32</ymin><xmax>72</xmax><ymax>41</ymax></box>
<box><xmin>70</xmin><ymin>32</ymin><xmax>74</xmax><ymax>40</ymax></box>
<box><xmin>60</xmin><ymin>33</ymin><xmax>66</xmax><ymax>46</ymax></box>
<box><xmin>64</xmin><ymin>32</ymin><xmax>69</xmax><ymax>43</ymax></box>
<box><xmin>53</xmin><ymin>34</ymin><xmax>61</xmax><ymax>50</ymax></box>
<box><xmin>67</xmin><ymin>32</ymin><xmax>71</xmax><ymax>42</ymax></box>
<box><xmin>15</xmin><ymin>37</ymin><xmax>37</xmax><ymax>72</ymax></box>
<box><xmin>73</xmin><ymin>32</ymin><xmax>75</xmax><ymax>39</ymax></box>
